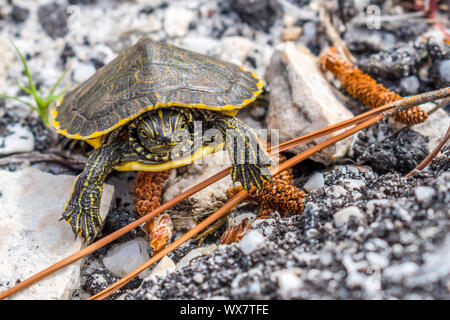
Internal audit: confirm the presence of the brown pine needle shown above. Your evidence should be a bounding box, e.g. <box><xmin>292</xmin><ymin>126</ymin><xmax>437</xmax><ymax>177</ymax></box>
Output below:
<box><xmin>1</xmin><ymin>87</ymin><xmax>448</xmax><ymax>300</ymax></box>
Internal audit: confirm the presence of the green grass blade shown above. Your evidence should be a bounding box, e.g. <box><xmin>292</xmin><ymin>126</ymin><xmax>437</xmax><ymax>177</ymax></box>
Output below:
<box><xmin>0</xmin><ymin>93</ymin><xmax>38</xmax><ymax>111</ymax></box>
<box><xmin>8</xmin><ymin>38</ymin><xmax>38</xmax><ymax>95</ymax></box>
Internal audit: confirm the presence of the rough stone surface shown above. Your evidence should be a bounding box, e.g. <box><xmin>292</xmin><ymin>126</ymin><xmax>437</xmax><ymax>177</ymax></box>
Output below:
<box><xmin>266</xmin><ymin>42</ymin><xmax>354</xmax><ymax>164</ymax></box>
<box><xmin>0</xmin><ymin>168</ymin><xmax>114</xmax><ymax>299</ymax></box>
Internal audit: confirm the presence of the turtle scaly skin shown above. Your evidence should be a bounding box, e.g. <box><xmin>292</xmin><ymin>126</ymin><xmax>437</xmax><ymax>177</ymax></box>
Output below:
<box><xmin>52</xmin><ymin>38</ymin><xmax>273</xmax><ymax>240</ymax></box>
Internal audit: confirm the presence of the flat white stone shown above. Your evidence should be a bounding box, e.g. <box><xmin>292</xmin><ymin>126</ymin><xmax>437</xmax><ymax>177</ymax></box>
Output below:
<box><xmin>0</xmin><ymin>123</ymin><xmax>35</xmax><ymax>156</ymax></box>
<box><xmin>273</xmin><ymin>269</ymin><xmax>303</xmax><ymax>298</ymax></box>
<box><xmin>0</xmin><ymin>168</ymin><xmax>114</xmax><ymax>300</ymax></box>
<box><xmin>103</xmin><ymin>237</ymin><xmax>150</xmax><ymax>279</ymax></box>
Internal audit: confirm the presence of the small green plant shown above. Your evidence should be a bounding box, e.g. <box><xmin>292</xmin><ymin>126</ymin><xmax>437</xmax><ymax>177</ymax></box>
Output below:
<box><xmin>0</xmin><ymin>39</ymin><xmax>67</xmax><ymax>126</ymax></box>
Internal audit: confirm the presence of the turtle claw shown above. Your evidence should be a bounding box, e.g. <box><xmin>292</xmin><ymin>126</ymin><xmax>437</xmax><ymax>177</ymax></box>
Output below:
<box><xmin>232</xmin><ymin>162</ymin><xmax>273</xmax><ymax>192</ymax></box>
<box><xmin>62</xmin><ymin>184</ymin><xmax>103</xmax><ymax>241</ymax></box>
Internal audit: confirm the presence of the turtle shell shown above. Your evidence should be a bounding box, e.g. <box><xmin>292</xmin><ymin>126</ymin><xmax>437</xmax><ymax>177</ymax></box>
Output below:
<box><xmin>51</xmin><ymin>37</ymin><xmax>263</xmax><ymax>140</ymax></box>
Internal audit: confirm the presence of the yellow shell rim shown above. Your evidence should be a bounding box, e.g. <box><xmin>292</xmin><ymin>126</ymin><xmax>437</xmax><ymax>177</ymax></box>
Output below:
<box><xmin>114</xmin><ymin>141</ymin><xmax>225</xmax><ymax>171</ymax></box>
<box><xmin>50</xmin><ymin>67</ymin><xmax>264</xmax><ymax>142</ymax></box>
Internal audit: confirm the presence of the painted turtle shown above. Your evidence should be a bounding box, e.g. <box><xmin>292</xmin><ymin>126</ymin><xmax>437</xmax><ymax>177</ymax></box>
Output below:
<box><xmin>51</xmin><ymin>38</ymin><xmax>272</xmax><ymax>239</ymax></box>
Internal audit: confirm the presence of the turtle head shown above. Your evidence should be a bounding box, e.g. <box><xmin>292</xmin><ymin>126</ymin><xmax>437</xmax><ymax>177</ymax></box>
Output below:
<box><xmin>136</xmin><ymin>110</ymin><xmax>188</xmax><ymax>154</ymax></box>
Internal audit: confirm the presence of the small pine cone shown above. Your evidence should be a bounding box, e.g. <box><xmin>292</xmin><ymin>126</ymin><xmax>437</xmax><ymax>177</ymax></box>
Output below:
<box><xmin>133</xmin><ymin>170</ymin><xmax>172</xmax><ymax>248</ymax></box>
<box><xmin>319</xmin><ymin>47</ymin><xmax>427</xmax><ymax>125</ymax></box>
<box><xmin>134</xmin><ymin>170</ymin><xmax>172</xmax><ymax>217</ymax></box>
<box><xmin>257</xmin><ymin>180</ymin><xmax>305</xmax><ymax>216</ymax></box>
<box><xmin>226</xmin><ymin>151</ymin><xmax>303</xmax><ymax>218</ymax></box>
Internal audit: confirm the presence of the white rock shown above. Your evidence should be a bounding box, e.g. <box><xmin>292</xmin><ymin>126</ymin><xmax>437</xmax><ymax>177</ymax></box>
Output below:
<box><xmin>273</xmin><ymin>269</ymin><xmax>303</xmax><ymax>298</ymax></box>
<box><xmin>72</xmin><ymin>60</ymin><xmax>96</xmax><ymax>83</ymax></box>
<box><xmin>342</xmin><ymin>178</ymin><xmax>366</xmax><ymax>190</ymax></box>
<box><xmin>239</xmin><ymin>230</ymin><xmax>266</xmax><ymax>255</ymax></box>
<box><xmin>414</xmin><ymin>186</ymin><xmax>436</xmax><ymax>206</ymax></box>
<box><xmin>146</xmin><ymin>256</ymin><xmax>176</xmax><ymax>281</ymax></box>
<box><xmin>164</xmin><ymin>7</ymin><xmax>195</xmax><ymax>38</ymax></box>
<box><xmin>213</xmin><ymin>36</ymin><xmax>255</xmax><ymax>65</ymax></box>
<box><xmin>383</xmin><ymin>262</ymin><xmax>419</xmax><ymax>282</ymax></box>
<box><xmin>333</xmin><ymin>206</ymin><xmax>366</xmax><ymax>227</ymax></box>
<box><xmin>400</xmin><ymin>75</ymin><xmax>420</xmax><ymax>95</ymax></box>
<box><xmin>330</xmin><ymin>185</ymin><xmax>348</xmax><ymax>198</ymax></box>
<box><xmin>366</xmin><ymin>199</ymin><xmax>391</xmax><ymax>215</ymax></box>
<box><xmin>180</xmin><ymin>36</ymin><xmax>219</xmax><ymax>55</ymax></box>
<box><xmin>89</xmin><ymin>43</ymin><xmax>115</xmax><ymax>66</ymax></box>
<box><xmin>193</xmin><ymin>273</ymin><xmax>205</xmax><ymax>284</ymax></box>
<box><xmin>366</xmin><ymin>252</ymin><xmax>389</xmax><ymax>269</ymax></box>
<box><xmin>103</xmin><ymin>238</ymin><xmax>150</xmax><ymax>279</ymax></box>
<box><xmin>0</xmin><ymin>123</ymin><xmax>35</xmax><ymax>155</ymax></box>
<box><xmin>266</xmin><ymin>42</ymin><xmax>354</xmax><ymax>164</ymax></box>
<box><xmin>0</xmin><ymin>168</ymin><xmax>114</xmax><ymax>299</ymax></box>
<box><xmin>303</xmin><ymin>172</ymin><xmax>324</xmax><ymax>192</ymax></box>
<box><xmin>176</xmin><ymin>244</ymin><xmax>217</xmax><ymax>271</ymax></box>
<box><xmin>415</xmin><ymin>236</ymin><xmax>450</xmax><ymax>284</ymax></box>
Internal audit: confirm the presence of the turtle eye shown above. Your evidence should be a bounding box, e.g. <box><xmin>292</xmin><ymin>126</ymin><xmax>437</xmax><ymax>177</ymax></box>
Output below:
<box><xmin>139</xmin><ymin>129</ymin><xmax>149</xmax><ymax>139</ymax></box>
<box><xmin>179</xmin><ymin>121</ymin><xmax>187</xmax><ymax>130</ymax></box>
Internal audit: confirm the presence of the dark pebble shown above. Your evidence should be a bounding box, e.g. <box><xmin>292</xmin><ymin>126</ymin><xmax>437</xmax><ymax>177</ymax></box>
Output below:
<box><xmin>60</xmin><ymin>42</ymin><xmax>76</xmax><ymax>66</ymax></box>
<box><xmin>10</xmin><ymin>5</ymin><xmax>29</xmax><ymax>23</ymax></box>
<box><xmin>351</xmin><ymin>123</ymin><xmax>429</xmax><ymax>175</ymax></box>
<box><xmin>38</xmin><ymin>2</ymin><xmax>69</xmax><ymax>39</ymax></box>
<box><xmin>68</xmin><ymin>0</ymin><xmax>97</xmax><ymax>4</ymax></box>
<box><xmin>229</xmin><ymin>0</ymin><xmax>282</xmax><ymax>32</ymax></box>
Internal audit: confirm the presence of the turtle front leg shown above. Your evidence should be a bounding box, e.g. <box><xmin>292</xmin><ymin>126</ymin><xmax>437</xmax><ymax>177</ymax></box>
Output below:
<box><xmin>62</xmin><ymin>140</ymin><xmax>122</xmax><ymax>240</ymax></box>
<box><xmin>216</xmin><ymin>116</ymin><xmax>273</xmax><ymax>191</ymax></box>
